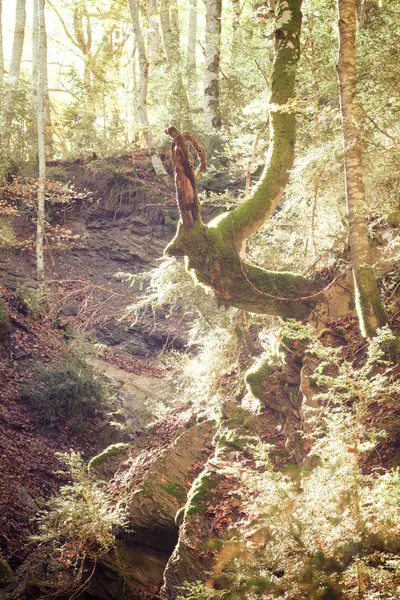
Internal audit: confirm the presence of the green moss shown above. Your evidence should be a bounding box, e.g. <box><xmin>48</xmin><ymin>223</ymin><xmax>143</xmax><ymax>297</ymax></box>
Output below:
<box><xmin>185</xmin><ymin>469</ymin><xmax>217</xmax><ymax>516</ymax></box>
<box><xmin>217</xmin><ymin>429</ymin><xmax>258</xmax><ymax>452</ymax></box>
<box><xmin>354</xmin><ymin>266</ymin><xmax>387</xmax><ymax>338</ymax></box>
<box><xmin>88</xmin><ymin>443</ymin><xmax>130</xmax><ymax>472</ymax></box>
<box><xmin>226</xmin><ymin>407</ymin><xmax>254</xmax><ymax>430</ymax></box>
<box><xmin>163</xmin><ymin>483</ymin><xmax>186</xmax><ymax>502</ymax></box>
<box><xmin>245</xmin><ymin>356</ymin><xmax>276</xmax><ymax>401</ymax></box>
<box><xmin>0</xmin><ymin>297</ymin><xmax>7</xmax><ymax>323</ymax></box>
<box><xmin>165</xmin><ymin>214</ymin><xmax>178</xmax><ymax>226</ymax></box>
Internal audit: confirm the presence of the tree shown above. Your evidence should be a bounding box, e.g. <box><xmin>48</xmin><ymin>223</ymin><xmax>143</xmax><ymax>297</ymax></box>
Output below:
<box><xmin>0</xmin><ymin>0</ymin><xmax>4</xmax><ymax>80</ymax></box>
<box><xmin>337</xmin><ymin>0</ymin><xmax>387</xmax><ymax>337</ymax></box>
<box><xmin>128</xmin><ymin>0</ymin><xmax>168</xmax><ymax>175</ymax></box>
<box><xmin>160</xmin><ymin>0</ymin><xmax>191</xmax><ymax>128</ymax></box>
<box><xmin>147</xmin><ymin>0</ymin><xmax>161</xmax><ymax>62</ymax></box>
<box><xmin>165</xmin><ymin>0</ymin><xmax>318</xmax><ymax>321</ymax></box>
<box><xmin>186</xmin><ymin>0</ymin><xmax>197</xmax><ymax>92</ymax></box>
<box><xmin>35</xmin><ymin>0</ymin><xmax>46</xmax><ymax>283</ymax></box>
<box><xmin>203</xmin><ymin>0</ymin><xmax>222</xmax><ymax>133</ymax></box>
<box><xmin>3</xmin><ymin>0</ymin><xmax>27</xmax><ymax>151</ymax></box>
<box><xmin>32</xmin><ymin>0</ymin><xmax>53</xmax><ymax>160</ymax></box>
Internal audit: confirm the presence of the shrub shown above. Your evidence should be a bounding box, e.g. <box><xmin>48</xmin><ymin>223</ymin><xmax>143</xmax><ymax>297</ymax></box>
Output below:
<box><xmin>15</xmin><ymin>284</ymin><xmax>45</xmax><ymax>318</ymax></box>
<box><xmin>26</xmin><ymin>355</ymin><xmax>108</xmax><ymax>432</ymax></box>
<box><xmin>33</xmin><ymin>451</ymin><xmax>128</xmax><ymax>557</ymax></box>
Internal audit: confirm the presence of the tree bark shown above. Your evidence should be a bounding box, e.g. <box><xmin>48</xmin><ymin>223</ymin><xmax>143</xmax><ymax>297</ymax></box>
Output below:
<box><xmin>186</xmin><ymin>0</ymin><xmax>197</xmax><ymax>92</ymax></box>
<box><xmin>147</xmin><ymin>0</ymin><xmax>161</xmax><ymax>62</ymax></box>
<box><xmin>36</xmin><ymin>0</ymin><xmax>46</xmax><ymax>283</ymax></box>
<box><xmin>3</xmin><ymin>0</ymin><xmax>26</xmax><ymax>150</ymax></box>
<box><xmin>230</xmin><ymin>0</ymin><xmax>241</xmax><ymax>67</ymax></box>
<box><xmin>337</xmin><ymin>0</ymin><xmax>387</xmax><ymax>337</ymax></box>
<box><xmin>32</xmin><ymin>0</ymin><xmax>53</xmax><ymax>161</ymax></box>
<box><xmin>164</xmin><ymin>1</ymin><xmax>321</xmax><ymax>320</ymax></box>
<box><xmin>128</xmin><ymin>0</ymin><xmax>168</xmax><ymax>176</ymax></box>
<box><xmin>204</xmin><ymin>0</ymin><xmax>222</xmax><ymax>131</ymax></box>
<box><xmin>160</xmin><ymin>0</ymin><xmax>191</xmax><ymax>128</ymax></box>
<box><xmin>0</xmin><ymin>0</ymin><xmax>4</xmax><ymax>80</ymax></box>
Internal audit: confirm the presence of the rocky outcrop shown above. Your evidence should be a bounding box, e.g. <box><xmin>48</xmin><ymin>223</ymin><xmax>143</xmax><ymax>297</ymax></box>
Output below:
<box><xmin>82</xmin><ymin>419</ymin><xmax>216</xmax><ymax>599</ymax></box>
<box><xmin>121</xmin><ymin>420</ymin><xmax>216</xmax><ymax>530</ymax></box>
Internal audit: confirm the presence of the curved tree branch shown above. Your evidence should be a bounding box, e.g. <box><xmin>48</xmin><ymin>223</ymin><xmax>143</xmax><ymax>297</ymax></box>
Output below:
<box><xmin>164</xmin><ymin>0</ymin><xmax>320</xmax><ymax>320</ymax></box>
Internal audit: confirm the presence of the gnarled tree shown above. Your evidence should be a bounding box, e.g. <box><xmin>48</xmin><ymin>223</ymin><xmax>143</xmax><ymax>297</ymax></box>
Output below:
<box><xmin>165</xmin><ymin>0</ymin><xmax>320</xmax><ymax>322</ymax></box>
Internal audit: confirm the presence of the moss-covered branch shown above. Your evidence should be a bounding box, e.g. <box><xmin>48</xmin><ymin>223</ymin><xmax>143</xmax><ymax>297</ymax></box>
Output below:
<box><xmin>213</xmin><ymin>0</ymin><xmax>303</xmax><ymax>250</ymax></box>
<box><xmin>165</xmin><ymin>0</ymin><xmax>319</xmax><ymax>320</ymax></box>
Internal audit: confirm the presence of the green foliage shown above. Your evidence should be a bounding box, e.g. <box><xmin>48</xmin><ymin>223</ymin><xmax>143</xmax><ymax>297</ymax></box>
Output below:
<box><xmin>178</xmin><ymin>581</ymin><xmax>227</xmax><ymax>600</ymax></box>
<box><xmin>0</xmin><ymin>219</ymin><xmax>16</xmax><ymax>249</ymax></box>
<box><xmin>33</xmin><ymin>451</ymin><xmax>127</xmax><ymax>557</ymax></box>
<box><xmin>25</xmin><ymin>355</ymin><xmax>108</xmax><ymax>432</ymax></box>
<box><xmin>0</xmin><ymin>297</ymin><xmax>7</xmax><ymax>324</ymax></box>
<box><xmin>210</xmin><ymin>329</ymin><xmax>400</xmax><ymax>599</ymax></box>
<box><xmin>15</xmin><ymin>284</ymin><xmax>45</xmax><ymax>318</ymax></box>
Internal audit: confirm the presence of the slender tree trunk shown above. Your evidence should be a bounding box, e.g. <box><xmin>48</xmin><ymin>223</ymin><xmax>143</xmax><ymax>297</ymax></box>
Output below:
<box><xmin>3</xmin><ymin>0</ymin><xmax>26</xmax><ymax>150</ymax></box>
<box><xmin>32</xmin><ymin>0</ymin><xmax>53</xmax><ymax>161</ymax></box>
<box><xmin>160</xmin><ymin>0</ymin><xmax>191</xmax><ymax>128</ymax></box>
<box><xmin>204</xmin><ymin>0</ymin><xmax>222</xmax><ymax>131</ymax></box>
<box><xmin>8</xmin><ymin>0</ymin><xmax>26</xmax><ymax>85</ymax></box>
<box><xmin>0</xmin><ymin>0</ymin><xmax>4</xmax><ymax>80</ymax></box>
<box><xmin>186</xmin><ymin>0</ymin><xmax>197</xmax><ymax>90</ymax></box>
<box><xmin>337</xmin><ymin>0</ymin><xmax>387</xmax><ymax>337</ymax></box>
<box><xmin>128</xmin><ymin>0</ymin><xmax>167</xmax><ymax>176</ymax></box>
<box><xmin>36</xmin><ymin>0</ymin><xmax>46</xmax><ymax>283</ymax></box>
<box><xmin>42</xmin><ymin>10</ymin><xmax>53</xmax><ymax>159</ymax></box>
<box><xmin>147</xmin><ymin>0</ymin><xmax>161</xmax><ymax>62</ymax></box>
<box><xmin>230</xmin><ymin>0</ymin><xmax>241</xmax><ymax>66</ymax></box>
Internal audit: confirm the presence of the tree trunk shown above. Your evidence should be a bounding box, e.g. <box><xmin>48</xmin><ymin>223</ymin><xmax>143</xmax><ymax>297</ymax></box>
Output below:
<box><xmin>204</xmin><ymin>0</ymin><xmax>222</xmax><ymax>131</ymax></box>
<box><xmin>160</xmin><ymin>0</ymin><xmax>191</xmax><ymax>128</ymax></box>
<box><xmin>3</xmin><ymin>0</ymin><xmax>26</xmax><ymax>150</ymax></box>
<box><xmin>128</xmin><ymin>0</ymin><xmax>168</xmax><ymax>176</ymax></box>
<box><xmin>337</xmin><ymin>0</ymin><xmax>387</xmax><ymax>337</ymax></box>
<box><xmin>165</xmin><ymin>1</ymin><xmax>320</xmax><ymax>320</ymax></box>
<box><xmin>36</xmin><ymin>0</ymin><xmax>46</xmax><ymax>283</ymax></box>
<box><xmin>0</xmin><ymin>0</ymin><xmax>4</xmax><ymax>80</ymax></box>
<box><xmin>147</xmin><ymin>0</ymin><xmax>161</xmax><ymax>62</ymax></box>
<box><xmin>230</xmin><ymin>0</ymin><xmax>241</xmax><ymax>67</ymax></box>
<box><xmin>32</xmin><ymin>0</ymin><xmax>53</xmax><ymax>161</ymax></box>
<box><xmin>186</xmin><ymin>0</ymin><xmax>197</xmax><ymax>91</ymax></box>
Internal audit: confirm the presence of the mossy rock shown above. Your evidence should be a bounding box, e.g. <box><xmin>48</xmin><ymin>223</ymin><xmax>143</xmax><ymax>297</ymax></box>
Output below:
<box><xmin>185</xmin><ymin>469</ymin><xmax>218</xmax><ymax>516</ymax></box>
<box><xmin>0</xmin><ymin>556</ymin><xmax>13</xmax><ymax>589</ymax></box>
<box><xmin>88</xmin><ymin>443</ymin><xmax>131</xmax><ymax>480</ymax></box>
<box><xmin>163</xmin><ymin>483</ymin><xmax>186</xmax><ymax>502</ymax></box>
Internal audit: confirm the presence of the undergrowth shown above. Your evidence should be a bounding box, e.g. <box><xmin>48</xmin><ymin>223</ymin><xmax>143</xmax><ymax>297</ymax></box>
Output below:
<box><xmin>24</xmin><ymin>354</ymin><xmax>108</xmax><ymax>432</ymax></box>
<box><xmin>179</xmin><ymin>328</ymin><xmax>400</xmax><ymax>600</ymax></box>
<box><xmin>33</xmin><ymin>452</ymin><xmax>128</xmax><ymax>558</ymax></box>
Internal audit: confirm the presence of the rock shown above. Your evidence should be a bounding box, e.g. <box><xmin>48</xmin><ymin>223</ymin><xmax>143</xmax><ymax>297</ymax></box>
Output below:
<box><xmin>123</xmin><ymin>420</ymin><xmax>215</xmax><ymax>530</ymax></box>
<box><xmin>0</xmin><ymin>556</ymin><xmax>13</xmax><ymax>590</ymax></box>
<box><xmin>85</xmin><ymin>542</ymin><xmax>169</xmax><ymax>600</ymax></box>
<box><xmin>60</xmin><ymin>301</ymin><xmax>79</xmax><ymax>317</ymax></box>
<box><xmin>88</xmin><ymin>443</ymin><xmax>131</xmax><ymax>480</ymax></box>
<box><xmin>160</xmin><ymin>468</ymin><xmax>220</xmax><ymax>599</ymax></box>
